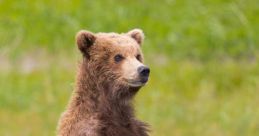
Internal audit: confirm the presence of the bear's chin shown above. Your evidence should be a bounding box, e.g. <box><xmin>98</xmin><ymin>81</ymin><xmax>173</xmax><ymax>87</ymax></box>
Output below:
<box><xmin>123</xmin><ymin>77</ymin><xmax>149</xmax><ymax>88</ymax></box>
<box><xmin>127</xmin><ymin>81</ymin><xmax>146</xmax><ymax>87</ymax></box>
<box><xmin>125</xmin><ymin>80</ymin><xmax>148</xmax><ymax>88</ymax></box>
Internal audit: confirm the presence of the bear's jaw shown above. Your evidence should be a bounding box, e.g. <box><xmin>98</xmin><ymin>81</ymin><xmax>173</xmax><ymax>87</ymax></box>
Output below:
<box><xmin>127</xmin><ymin>80</ymin><xmax>147</xmax><ymax>87</ymax></box>
<box><xmin>121</xmin><ymin>77</ymin><xmax>148</xmax><ymax>88</ymax></box>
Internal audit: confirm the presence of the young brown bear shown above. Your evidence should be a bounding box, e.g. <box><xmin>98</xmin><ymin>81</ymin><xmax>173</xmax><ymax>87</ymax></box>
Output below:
<box><xmin>57</xmin><ymin>29</ymin><xmax>150</xmax><ymax>136</ymax></box>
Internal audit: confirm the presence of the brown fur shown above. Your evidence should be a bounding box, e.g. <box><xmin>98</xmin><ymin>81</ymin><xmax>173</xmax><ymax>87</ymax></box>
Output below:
<box><xmin>57</xmin><ymin>29</ymin><xmax>149</xmax><ymax>136</ymax></box>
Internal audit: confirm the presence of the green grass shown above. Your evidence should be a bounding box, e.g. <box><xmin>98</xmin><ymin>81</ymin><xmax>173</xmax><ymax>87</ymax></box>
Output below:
<box><xmin>0</xmin><ymin>0</ymin><xmax>259</xmax><ymax>136</ymax></box>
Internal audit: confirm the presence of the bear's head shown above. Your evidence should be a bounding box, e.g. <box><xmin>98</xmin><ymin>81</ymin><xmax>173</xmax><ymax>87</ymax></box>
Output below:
<box><xmin>76</xmin><ymin>29</ymin><xmax>150</xmax><ymax>92</ymax></box>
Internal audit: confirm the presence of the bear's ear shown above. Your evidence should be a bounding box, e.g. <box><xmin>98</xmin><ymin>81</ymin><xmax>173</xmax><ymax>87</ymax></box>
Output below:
<box><xmin>76</xmin><ymin>30</ymin><xmax>96</xmax><ymax>54</ymax></box>
<box><xmin>127</xmin><ymin>29</ymin><xmax>145</xmax><ymax>45</ymax></box>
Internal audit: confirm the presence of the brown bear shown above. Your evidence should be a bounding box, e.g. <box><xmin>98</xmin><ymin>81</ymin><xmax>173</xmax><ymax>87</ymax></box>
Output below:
<box><xmin>57</xmin><ymin>29</ymin><xmax>150</xmax><ymax>136</ymax></box>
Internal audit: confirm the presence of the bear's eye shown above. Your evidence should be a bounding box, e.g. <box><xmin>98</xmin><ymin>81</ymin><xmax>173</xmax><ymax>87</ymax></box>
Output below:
<box><xmin>136</xmin><ymin>54</ymin><xmax>141</xmax><ymax>61</ymax></box>
<box><xmin>114</xmin><ymin>54</ymin><xmax>124</xmax><ymax>63</ymax></box>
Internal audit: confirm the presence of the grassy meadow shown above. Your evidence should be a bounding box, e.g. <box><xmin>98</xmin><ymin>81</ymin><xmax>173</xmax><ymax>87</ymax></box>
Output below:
<box><xmin>0</xmin><ymin>0</ymin><xmax>259</xmax><ymax>135</ymax></box>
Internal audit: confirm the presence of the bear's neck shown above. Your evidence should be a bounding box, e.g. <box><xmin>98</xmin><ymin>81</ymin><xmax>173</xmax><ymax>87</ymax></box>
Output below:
<box><xmin>69</xmin><ymin>60</ymin><xmax>139</xmax><ymax>123</ymax></box>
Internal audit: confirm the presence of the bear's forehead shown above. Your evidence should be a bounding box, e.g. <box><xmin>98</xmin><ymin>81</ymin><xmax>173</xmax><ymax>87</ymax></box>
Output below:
<box><xmin>95</xmin><ymin>33</ymin><xmax>139</xmax><ymax>50</ymax></box>
<box><xmin>96</xmin><ymin>33</ymin><xmax>134</xmax><ymax>43</ymax></box>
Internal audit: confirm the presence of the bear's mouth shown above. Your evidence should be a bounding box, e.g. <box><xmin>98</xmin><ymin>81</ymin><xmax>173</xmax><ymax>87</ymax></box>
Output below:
<box><xmin>125</xmin><ymin>77</ymin><xmax>149</xmax><ymax>87</ymax></box>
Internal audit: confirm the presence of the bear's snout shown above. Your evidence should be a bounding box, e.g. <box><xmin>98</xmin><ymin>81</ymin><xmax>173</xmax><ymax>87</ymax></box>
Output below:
<box><xmin>138</xmin><ymin>66</ymin><xmax>150</xmax><ymax>77</ymax></box>
<box><xmin>137</xmin><ymin>66</ymin><xmax>150</xmax><ymax>83</ymax></box>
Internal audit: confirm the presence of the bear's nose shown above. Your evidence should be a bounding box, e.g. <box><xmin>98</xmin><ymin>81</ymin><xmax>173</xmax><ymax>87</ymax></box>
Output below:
<box><xmin>138</xmin><ymin>66</ymin><xmax>150</xmax><ymax>77</ymax></box>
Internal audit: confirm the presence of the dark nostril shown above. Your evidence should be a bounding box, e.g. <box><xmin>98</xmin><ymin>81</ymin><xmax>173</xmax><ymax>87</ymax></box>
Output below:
<box><xmin>138</xmin><ymin>66</ymin><xmax>150</xmax><ymax>77</ymax></box>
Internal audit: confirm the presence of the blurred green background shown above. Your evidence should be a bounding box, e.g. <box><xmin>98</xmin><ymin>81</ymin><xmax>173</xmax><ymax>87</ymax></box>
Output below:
<box><xmin>0</xmin><ymin>0</ymin><xmax>259</xmax><ymax>135</ymax></box>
